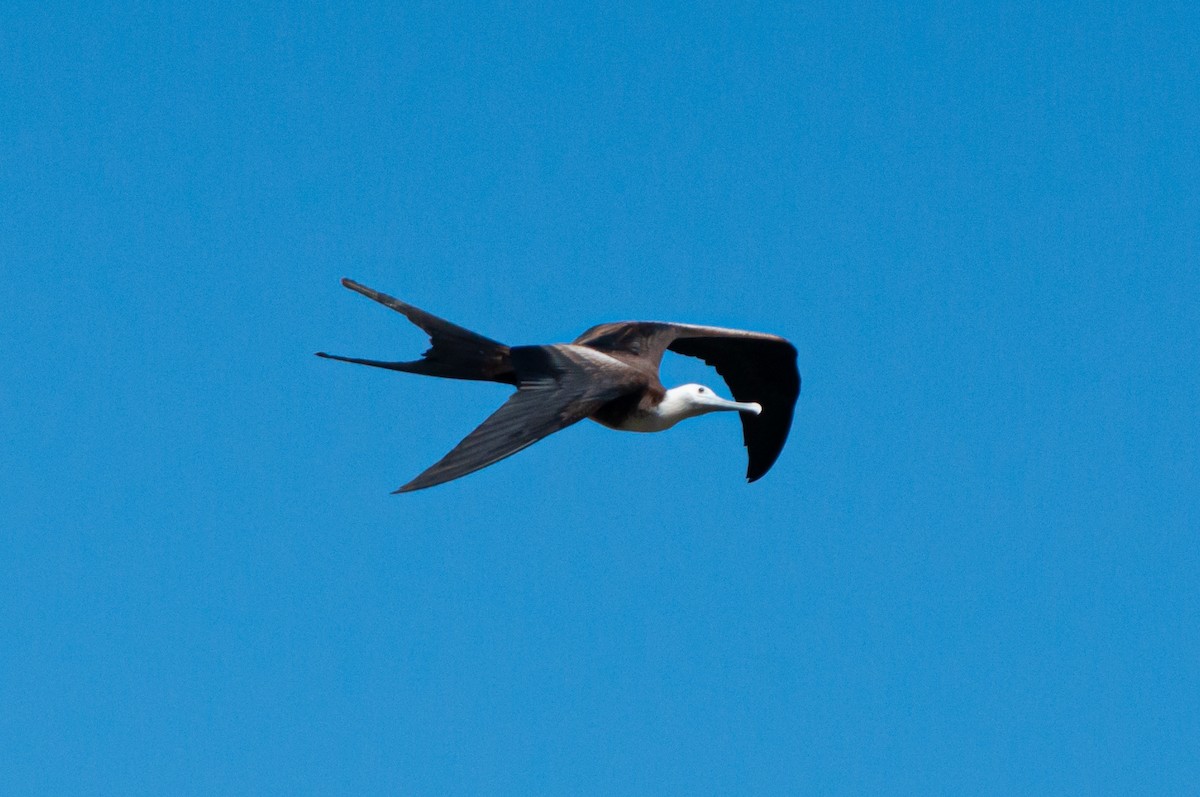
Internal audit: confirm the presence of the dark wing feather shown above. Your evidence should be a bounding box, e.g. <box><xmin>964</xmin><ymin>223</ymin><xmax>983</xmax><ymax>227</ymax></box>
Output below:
<box><xmin>668</xmin><ymin>333</ymin><xmax>799</xmax><ymax>482</ymax></box>
<box><xmin>572</xmin><ymin>322</ymin><xmax>680</xmax><ymax>370</ymax></box>
<box><xmin>577</xmin><ymin>321</ymin><xmax>799</xmax><ymax>481</ymax></box>
<box><xmin>395</xmin><ymin>345</ymin><xmax>638</xmax><ymax>492</ymax></box>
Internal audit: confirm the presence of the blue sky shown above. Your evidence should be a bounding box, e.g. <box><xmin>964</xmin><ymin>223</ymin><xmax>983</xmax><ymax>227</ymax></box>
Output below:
<box><xmin>3</xmin><ymin>1</ymin><xmax>1198</xmax><ymax>793</ymax></box>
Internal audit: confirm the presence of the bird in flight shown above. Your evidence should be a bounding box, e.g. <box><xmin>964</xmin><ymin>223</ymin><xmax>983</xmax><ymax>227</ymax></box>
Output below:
<box><xmin>318</xmin><ymin>279</ymin><xmax>800</xmax><ymax>492</ymax></box>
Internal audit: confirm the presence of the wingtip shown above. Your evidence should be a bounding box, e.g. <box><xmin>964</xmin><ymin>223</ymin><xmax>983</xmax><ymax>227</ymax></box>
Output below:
<box><xmin>745</xmin><ymin>464</ymin><xmax>770</xmax><ymax>483</ymax></box>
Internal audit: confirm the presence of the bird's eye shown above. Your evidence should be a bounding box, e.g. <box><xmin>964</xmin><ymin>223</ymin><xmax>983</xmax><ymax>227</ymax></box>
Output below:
<box><xmin>698</xmin><ymin>387</ymin><xmax>706</xmax><ymax>394</ymax></box>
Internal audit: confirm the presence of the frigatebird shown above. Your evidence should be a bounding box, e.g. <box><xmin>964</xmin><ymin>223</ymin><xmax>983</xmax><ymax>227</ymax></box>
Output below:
<box><xmin>318</xmin><ymin>279</ymin><xmax>800</xmax><ymax>492</ymax></box>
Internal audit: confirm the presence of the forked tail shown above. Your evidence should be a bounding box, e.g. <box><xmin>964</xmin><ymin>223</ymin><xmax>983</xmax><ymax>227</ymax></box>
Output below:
<box><xmin>316</xmin><ymin>279</ymin><xmax>517</xmax><ymax>385</ymax></box>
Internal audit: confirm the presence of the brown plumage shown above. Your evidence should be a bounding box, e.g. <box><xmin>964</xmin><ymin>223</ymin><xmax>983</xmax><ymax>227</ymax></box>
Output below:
<box><xmin>318</xmin><ymin>279</ymin><xmax>800</xmax><ymax>492</ymax></box>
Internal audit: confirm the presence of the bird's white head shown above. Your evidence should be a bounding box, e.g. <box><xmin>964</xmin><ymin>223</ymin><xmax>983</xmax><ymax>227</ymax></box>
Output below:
<box><xmin>656</xmin><ymin>383</ymin><xmax>762</xmax><ymax>428</ymax></box>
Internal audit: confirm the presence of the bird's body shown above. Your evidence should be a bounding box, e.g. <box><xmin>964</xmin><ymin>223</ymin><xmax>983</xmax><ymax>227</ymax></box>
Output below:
<box><xmin>318</xmin><ymin>279</ymin><xmax>800</xmax><ymax>492</ymax></box>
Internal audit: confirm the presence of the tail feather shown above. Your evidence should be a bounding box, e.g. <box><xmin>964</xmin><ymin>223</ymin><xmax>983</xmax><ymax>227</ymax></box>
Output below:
<box><xmin>317</xmin><ymin>279</ymin><xmax>517</xmax><ymax>384</ymax></box>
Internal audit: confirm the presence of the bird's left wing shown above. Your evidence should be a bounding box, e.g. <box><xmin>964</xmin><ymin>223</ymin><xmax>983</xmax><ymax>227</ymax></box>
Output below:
<box><xmin>395</xmin><ymin>345</ymin><xmax>638</xmax><ymax>492</ymax></box>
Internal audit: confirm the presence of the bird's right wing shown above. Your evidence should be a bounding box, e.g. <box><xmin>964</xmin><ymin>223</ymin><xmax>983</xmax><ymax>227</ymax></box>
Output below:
<box><xmin>666</xmin><ymin>330</ymin><xmax>799</xmax><ymax>482</ymax></box>
<box><xmin>575</xmin><ymin>321</ymin><xmax>799</xmax><ymax>482</ymax></box>
<box><xmin>395</xmin><ymin>345</ymin><xmax>637</xmax><ymax>492</ymax></box>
